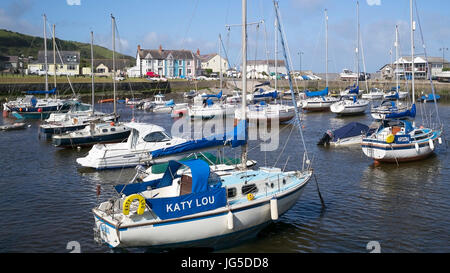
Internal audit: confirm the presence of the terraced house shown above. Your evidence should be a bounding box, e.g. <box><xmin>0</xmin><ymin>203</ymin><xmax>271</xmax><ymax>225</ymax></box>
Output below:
<box><xmin>28</xmin><ymin>50</ymin><xmax>80</xmax><ymax>76</ymax></box>
<box><xmin>132</xmin><ymin>45</ymin><xmax>201</xmax><ymax>78</ymax></box>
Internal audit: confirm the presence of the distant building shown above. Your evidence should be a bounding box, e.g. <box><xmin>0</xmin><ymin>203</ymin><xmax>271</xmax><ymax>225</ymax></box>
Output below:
<box><xmin>246</xmin><ymin>60</ymin><xmax>287</xmax><ymax>78</ymax></box>
<box><xmin>198</xmin><ymin>51</ymin><xmax>228</xmax><ymax>75</ymax></box>
<box><xmin>28</xmin><ymin>51</ymin><xmax>80</xmax><ymax>76</ymax></box>
<box><xmin>131</xmin><ymin>45</ymin><xmax>201</xmax><ymax>78</ymax></box>
<box><xmin>82</xmin><ymin>59</ymin><xmax>132</xmax><ymax>77</ymax></box>
<box><xmin>380</xmin><ymin>56</ymin><xmax>449</xmax><ymax>80</ymax></box>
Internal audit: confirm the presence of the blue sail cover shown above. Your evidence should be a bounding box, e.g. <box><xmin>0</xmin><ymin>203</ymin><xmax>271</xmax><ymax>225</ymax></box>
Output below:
<box><xmin>348</xmin><ymin>85</ymin><xmax>359</xmax><ymax>94</ymax></box>
<box><xmin>332</xmin><ymin>122</ymin><xmax>369</xmax><ymax>142</ymax></box>
<box><xmin>150</xmin><ymin>120</ymin><xmax>247</xmax><ymax>159</ymax></box>
<box><xmin>26</xmin><ymin>88</ymin><xmax>57</xmax><ymax>95</ymax></box>
<box><xmin>305</xmin><ymin>87</ymin><xmax>329</xmax><ymax>98</ymax></box>
<box><xmin>202</xmin><ymin>91</ymin><xmax>222</xmax><ymax>99</ymax></box>
<box><xmin>165</xmin><ymin>99</ymin><xmax>175</xmax><ymax>106</ymax></box>
<box><xmin>254</xmin><ymin>90</ymin><xmax>278</xmax><ymax>99</ymax></box>
<box><xmin>385</xmin><ymin>104</ymin><xmax>416</xmax><ymax>119</ymax></box>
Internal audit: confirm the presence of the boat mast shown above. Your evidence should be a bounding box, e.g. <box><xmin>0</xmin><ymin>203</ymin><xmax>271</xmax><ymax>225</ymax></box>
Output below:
<box><xmin>111</xmin><ymin>14</ymin><xmax>117</xmax><ymax>116</ymax></box>
<box><xmin>325</xmin><ymin>9</ymin><xmax>329</xmax><ymax>88</ymax></box>
<box><xmin>91</xmin><ymin>31</ymin><xmax>95</xmax><ymax>116</ymax></box>
<box><xmin>52</xmin><ymin>24</ymin><xmax>57</xmax><ymax>92</ymax></box>
<box><xmin>43</xmin><ymin>14</ymin><xmax>49</xmax><ymax>94</ymax></box>
<box><xmin>410</xmin><ymin>0</ymin><xmax>415</xmax><ymax>103</ymax></box>
<box><xmin>219</xmin><ymin>34</ymin><xmax>223</xmax><ymax>90</ymax></box>
<box><xmin>395</xmin><ymin>25</ymin><xmax>399</xmax><ymax>93</ymax></box>
<box><xmin>274</xmin><ymin>18</ymin><xmax>278</xmax><ymax>91</ymax></box>
<box><xmin>241</xmin><ymin>0</ymin><xmax>248</xmax><ymax>169</ymax></box>
<box><xmin>356</xmin><ymin>1</ymin><xmax>360</xmax><ymax>87</ymax></box>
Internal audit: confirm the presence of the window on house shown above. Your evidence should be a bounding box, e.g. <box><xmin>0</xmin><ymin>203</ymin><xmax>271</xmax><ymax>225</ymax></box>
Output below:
<box><xmin>187</xmin><ymin>69</ymin><xmax>191</xmax><ymax>74</ymax></box>
<box><xmin>187</xmin><ymin>60</ymin><xmax>191</xmax><ymax>66</ymax></box>
<box><xmin>158</xmin><ymin>60</ymin><xmax>163</xmax><ymax>66</ymax></box>
<box><xmin>178</xmin><ymin>60</ymin><xmax>183</xmax><ymax>66</ymax></box>
<box><xmin>68</xmin><ymin>65</ymin><xmax>76</xmax><ymax>70</ymax></box>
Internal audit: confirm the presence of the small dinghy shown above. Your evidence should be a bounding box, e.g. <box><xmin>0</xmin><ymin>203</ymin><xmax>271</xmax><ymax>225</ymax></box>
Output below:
<box><xmin>0</xmin><ymin>122</ymin><xmax>27</xmax><ymax>131</ymax></box>
<box><xmin>318</xmin><ymin>122</ymin><xmax>371</xmax><ymax>147</ymax></box>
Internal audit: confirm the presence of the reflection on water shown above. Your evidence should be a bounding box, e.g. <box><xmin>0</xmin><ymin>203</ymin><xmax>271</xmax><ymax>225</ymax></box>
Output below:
<box><xmin>0</xmin><ymin>99</ymin><xmax>449</xmax><ymax>253</ymax></box>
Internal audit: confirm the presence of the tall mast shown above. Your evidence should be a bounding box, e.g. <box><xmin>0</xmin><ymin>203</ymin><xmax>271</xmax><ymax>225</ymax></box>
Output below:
<box><xmin>91</xmin><ymin>31</ymin><xmax>95</xmax><ymax>116</ymax></box>
<box><xmin>410</xmin><ymin>0</ymin><xmax>415</xmax><ymax>103</ymax></box>
<box><xmin>43</xmin><ymin>14</ymin><xmax>49</xmax><ymax>94</ymax></box>
<box><xmin>274</xmin><ymin>18</ymin><xmax>278</xmax><ymax>91</ymax></box>
<box><xmin>325</xmin><ymin>9</ymin><xmax>329</xmax><ymax>88</ymax></box>
<box><xmin>219</xmin><ymin>34</ymin><xmax>223</xmax><ymax>90</ymax></box>
<box><xmin>395</xmin><ymin>25</ymin><xmax>399</xmax><ymax>93</ymax></box>
<box><xmin>241</xmin><ymin>0</ymin><xmax>248</xmax><ymax>169</ymax></box>
<box><xmin>111</xmin><ymin>14</ymin><xmax>117</xmax><ymax>116</ymax></box>
<box><xmin>52</xmin><ymin>24</ymin><xmax>57</xmax><ymax>91</ymax></box>
<box><xmin>356</xmin><ymin>1</ymin><xmax>360</xmax><ymax>87</ymax></box>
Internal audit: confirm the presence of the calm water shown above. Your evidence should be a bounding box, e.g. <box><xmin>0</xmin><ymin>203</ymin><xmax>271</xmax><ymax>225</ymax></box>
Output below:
<box><xmin>0</xmin><ymin>98</ymin><xmax>449</xmax><ymax>253</ymax></box>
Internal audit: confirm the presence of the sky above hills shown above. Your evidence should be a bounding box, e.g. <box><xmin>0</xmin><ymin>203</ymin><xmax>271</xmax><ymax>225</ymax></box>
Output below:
<box><xmin>1</xmin><ymin>0</ymin><xmax>449</xmax><ymax>73</ymax></box>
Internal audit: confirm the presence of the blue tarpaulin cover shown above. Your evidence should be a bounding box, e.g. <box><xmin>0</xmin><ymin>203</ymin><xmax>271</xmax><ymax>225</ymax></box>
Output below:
<box><xmin>385</xmin><ymin>104</ymin><xmax>416</xmax><ymax>119</ymax></box>
<box><xmin>305</xmin><ymin>87</ymin><xmax>329</xmax><ymax>98</ymax></box>
<box><xmin>254</xmin><ymin>91</ymin><xmax>278</xmax><ymax>99</ymax></box>
<box><xmin>150</xmin><ymin>120</ymin><xmax>247</xmax><ymax>159</ymax></box>
<box><xmin>332</xmin><ymin>122</ymin><xmax>369</xmax><ymax>142</ymax></box>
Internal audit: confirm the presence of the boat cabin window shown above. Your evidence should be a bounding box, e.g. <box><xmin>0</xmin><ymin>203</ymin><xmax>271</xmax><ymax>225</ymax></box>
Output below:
<box><xmin>111</xmin><ymin>128</ymin><xmax>116</xmax><ymax>132</ymax></box>
<box><xmin>227</xmin><ymin>187</ymin><xmax>237</xmax><ymax>198</ymax></box>
<box><xmin>102</xmin><ymin>129</ymin><xmax>108</xmax><ymax>133</ymax></box>
<box><xmin>241</xmin><ymin>184</ymin><xmax>258</xmax><ymax>195</ymax></box>
<box><xmin>143</xmin><ymin>131</ymin><xmax>171</xmax><ymax>142</ymax></box>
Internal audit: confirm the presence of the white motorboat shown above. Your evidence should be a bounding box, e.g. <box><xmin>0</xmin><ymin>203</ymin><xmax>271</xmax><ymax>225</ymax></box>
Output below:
<box><xmin>76</xmin><ymin>122</ymin><xmax>188</xmax><ymax>169</ymax></box>
<box><xmin>188</xmin><ymin>101</ymin><xmax>236</xmax><ymax>120</ymax></box>
<box><xmin>225</xmin><ymin>91</ymin><xmax>242</xmax><ymax>104</ymax></box>
<box><xmin>330</xmin><ymin>97</ymin><xmax>369</xmax><ymax>116</ymax></box>
<box><xmin>339</xmin><ymin>69</ymin><xmax>358</xmax><ymax>81</ymax></box>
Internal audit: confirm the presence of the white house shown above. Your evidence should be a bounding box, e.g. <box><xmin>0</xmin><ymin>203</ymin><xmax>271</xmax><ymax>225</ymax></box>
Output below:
<box><xmin>246</xmin><ymin>60</ymin><xmax>287</xmax><ymax>78</ymax></box>
<box><xmin>381</xmin><ymin>56</ymin><xmax>449</xmax><ymax>80</ymax></box>
<box><xmin>198</xmin><ymin>52</ymin><xmax>228</xmax><ymax>75</ymax></box>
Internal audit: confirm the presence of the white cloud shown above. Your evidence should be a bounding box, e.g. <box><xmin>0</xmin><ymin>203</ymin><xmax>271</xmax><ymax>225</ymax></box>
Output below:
<box><xmin>66</xmin><ymin>0</ymin><xmax>81</xmax><ymax>6</ymax></box>
<box><xmin>367</xmin><ymin>0</ymin><xmax>381</xmax><ymax>6</ymax></box>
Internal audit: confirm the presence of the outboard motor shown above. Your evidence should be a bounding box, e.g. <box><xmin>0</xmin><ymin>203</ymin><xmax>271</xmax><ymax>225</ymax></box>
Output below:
<box><xmin>317</xmin><ymin>130</ymin><xmax>333</xmax><ymax>146</ymax></box>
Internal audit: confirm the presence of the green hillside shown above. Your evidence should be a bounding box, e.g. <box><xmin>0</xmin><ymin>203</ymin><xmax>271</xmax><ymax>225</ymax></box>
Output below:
<box><xmin>0</xmin><ymin>29</ymin><xmax>135</xmax><ymax>67</ymax></box>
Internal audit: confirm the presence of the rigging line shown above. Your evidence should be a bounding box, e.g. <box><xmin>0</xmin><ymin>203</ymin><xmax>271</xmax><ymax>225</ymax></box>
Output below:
<box><xmin>274</xmin><ymin>1</ymin><xmax>310</xmax><ymax>163</ymax></box>
<box><xmin>414</xmin><ymin>0</ymin><xmax>442</xmax><ymax>129</ymax></box>
<box><xmin>180</xmin><ymin>0</ymin><xmax>200</xmax><ymax>50</ymax></box>
<box><xmin>273</xmin><ymin>122</ymin><xmax>294</xmax><ymax>168</ymax></box>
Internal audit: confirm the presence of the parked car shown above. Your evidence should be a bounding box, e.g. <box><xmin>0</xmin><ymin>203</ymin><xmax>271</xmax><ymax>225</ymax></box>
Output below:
<box><xmin>146</xmin><ymin>71</ymin><xmax>160</xmax><ymax>78</ymax></box>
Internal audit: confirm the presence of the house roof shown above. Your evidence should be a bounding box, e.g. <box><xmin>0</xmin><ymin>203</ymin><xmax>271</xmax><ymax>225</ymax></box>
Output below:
<box><xmin>34</xmin><ymin>50</ymin><xmax>80</xmax><ymax>65</ymax></box>
<box><xmin>395</xmin><ymin>56</ymin><xmax>449</xmax><ymax>64</ymax></box>
<box><xmin>198</xmin><ymin>53</ymin><xmax>218</xmax><ymax>62</ymax></box>
<box><xmin>138</xmin><ymin>48</ymin><xmax>195</xmax><ymax>60</ymax></box>
<box><xmin>92</xmin><ymin>59</ymin><xmax>131</xmax><ymax>70</ymax></box>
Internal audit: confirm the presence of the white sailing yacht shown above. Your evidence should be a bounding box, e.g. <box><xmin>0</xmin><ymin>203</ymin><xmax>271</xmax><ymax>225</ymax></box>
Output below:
<box><xmin>92</xmin><ymin>0</ymin><xmax>314</xmax><ymax>250</ymax></box>
<box><xmin>361</xmin><ymin>0</ymin><xmax>442</xmax><ymax>164</ymax></box>
<box><xmin>299</xmin><ymin>9</ymin><xmax>339</xmax><ymax>111</ymax></box>
<box><xmin>331</xmin><ymin>2</ymin><xmax>368</xmax><ymax>116</ymax></box>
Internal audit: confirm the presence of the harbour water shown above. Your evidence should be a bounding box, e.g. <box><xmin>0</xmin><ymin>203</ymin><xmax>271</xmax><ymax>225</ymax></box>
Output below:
<box><xmin>0</xmin><ymin>98</ymin><xmax>449</xmax><ymax>253</ymax></box>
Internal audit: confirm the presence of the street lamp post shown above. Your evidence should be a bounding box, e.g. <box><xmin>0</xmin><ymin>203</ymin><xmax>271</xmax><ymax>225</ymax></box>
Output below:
<box><xmin>440</xmin><ymin>47</ymin><xmax>448</xmax><ymax>70</ymax></box>
<box><xmin>298</xmin><ymin>51</ymin><xmax>304</xmax><ymax>77</ymax></box>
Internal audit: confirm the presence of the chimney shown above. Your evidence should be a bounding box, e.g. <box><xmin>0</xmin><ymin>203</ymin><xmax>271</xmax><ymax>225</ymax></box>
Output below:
<box><xmin>137</xmin><ymin>45</ymin><xmax>141</xmax><ymax>52</ymax></box>
<box><xmin>159</xmin><ymin>45</ymin><xmax>163</xmax><ymax>54</ymax></box>
<box><xmin>196</xmin><ymin>48</ymin><xmax>200</xmax><ymax>56</ymax></box>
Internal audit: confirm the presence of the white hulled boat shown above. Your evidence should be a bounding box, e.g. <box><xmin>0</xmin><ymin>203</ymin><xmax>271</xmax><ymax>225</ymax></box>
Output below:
<box><xmin>92</xmin><ymin>0</ymin><xmax>316</xmax><ymax>250</ymax></box>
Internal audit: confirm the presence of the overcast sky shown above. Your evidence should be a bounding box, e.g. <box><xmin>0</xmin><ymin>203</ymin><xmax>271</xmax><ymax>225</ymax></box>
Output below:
<box><xmin>1</xmin><ymin>0</ymin><xmax>449</xmax><ymax>72</ymax></box>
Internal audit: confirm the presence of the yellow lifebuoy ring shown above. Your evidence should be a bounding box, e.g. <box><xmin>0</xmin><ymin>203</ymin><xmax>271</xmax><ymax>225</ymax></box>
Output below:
<box><xmin>247</xmin><ymin>193</ymin><xmax>255</xmax><ymax>201</ymax></box>
<box><xmin>123</xmin><ymin>194</ymin><xmax>146</xmax><ymax>215</ymax></box>
<box><xmin>386</xmin><ymin>134</ymin><xmax>395</xmax><ymax>144</ymax></box>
